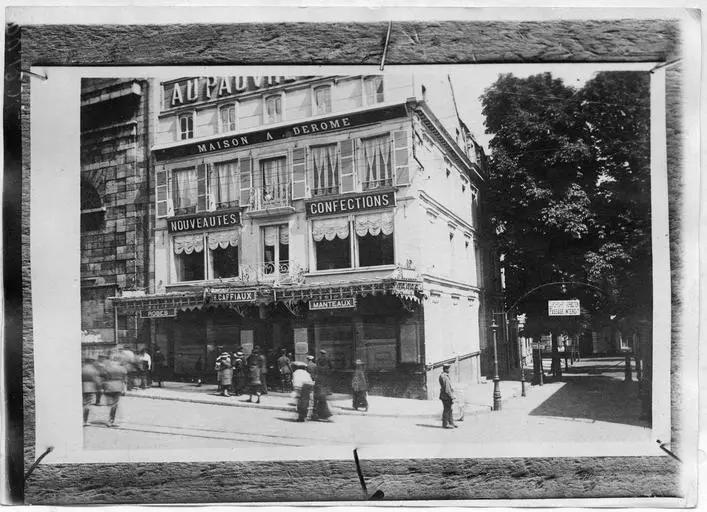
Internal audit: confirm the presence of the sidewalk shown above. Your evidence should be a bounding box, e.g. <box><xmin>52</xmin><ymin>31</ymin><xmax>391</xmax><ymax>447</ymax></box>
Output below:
<box><xmin>126</xmin><ymin>379</ymin><xmax>526</xmax><ymax>419</ymax></box>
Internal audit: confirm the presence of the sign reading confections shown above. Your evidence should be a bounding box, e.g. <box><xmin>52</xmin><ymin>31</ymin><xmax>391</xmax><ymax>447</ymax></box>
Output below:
<box><xmin>140</xmin><ymin>309</ymin><xmax>177</xmax><ymax>319</ymax></box>
<box><xmin>210</xmin><ymin>288</ymin><xmax>256</xmax><ymax>303</ymax></box>
<box><xmin>309</xmin><ymin>297</ymin><xmax>357</xmax><ymax>310</ymax></box>
<box><xmin>153</xmin><ymin>104</ymin><xmax>408</xmax><ymax>161</ymax></box>
<box><xmin>305</xmin><ymin>190</ymin><xmax>396</xmax><ymax>218</ymax></box>
<box><xmin>168</xmin><ymin>211</ymin><xmax>241</xmax><ymax>233</ymax></box>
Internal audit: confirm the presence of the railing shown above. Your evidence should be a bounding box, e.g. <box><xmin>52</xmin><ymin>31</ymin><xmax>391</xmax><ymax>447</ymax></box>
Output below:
<box><xmin>362</xmin><ymin>177</ymin><xmax>393</xmax><ymax>190</ymax></box>
<box><xmin>250</xmin><ymin>184</ymin><xmax>292</xmax><ymax>210</ymax></box>
<box><xmin>233</xmin><ymin>261</ymin><xmax>305</xmax><ymax>286</ymax></box>
<box><xmin>311</xmin><ymin>186</ymin><xmax>340</xmax><ymax>197</ymax></box>
<box><xmin>215</xmin><ymin>200</ymin><xmax>239</xmax><ymax>210</ymax></box>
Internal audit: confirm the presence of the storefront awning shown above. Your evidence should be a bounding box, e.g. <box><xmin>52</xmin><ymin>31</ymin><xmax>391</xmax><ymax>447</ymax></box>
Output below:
<box><xmin>275</xmin><ymin>277</ymin><xmax>424</xmax><ymax>304</ymax></box>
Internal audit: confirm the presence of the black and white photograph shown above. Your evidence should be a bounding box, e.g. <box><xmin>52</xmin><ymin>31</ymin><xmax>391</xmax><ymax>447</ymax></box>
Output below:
<box><xmin>8</xmin><ymin>6</ymin><xmax>701</xmax><ymax>507</ymax></box>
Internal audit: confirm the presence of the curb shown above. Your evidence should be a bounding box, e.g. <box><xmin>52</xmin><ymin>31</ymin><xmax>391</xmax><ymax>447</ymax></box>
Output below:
<box><xmin>125</xmin><ymin>391</ymin><xmax>494</xmax><ymax>419</ymax></box>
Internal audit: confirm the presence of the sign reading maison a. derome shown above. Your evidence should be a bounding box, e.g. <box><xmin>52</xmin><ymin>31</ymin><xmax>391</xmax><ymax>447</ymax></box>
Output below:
<box><xmin>548</xmin><ymin>299</ymin><xmax>581</xmax><ymax>316</ymax></box>
<box><xmin>309</xmin><ymin>297</ymin><xmax>357</xmax><ymax>310</ymax></box>
<box><xmin>153</xmin><ymin>104</ymin><xmax>408</xmax><ymax>162</ymax></box>
<box><xmin>306</xmin><ymin>190</ymin><xmax>395</xmax><ymax>218</ymax></box>
<box><xmin>168</xmin><ymin>211</ymin><xmax>241</xmax><ymax>233</ymax></box>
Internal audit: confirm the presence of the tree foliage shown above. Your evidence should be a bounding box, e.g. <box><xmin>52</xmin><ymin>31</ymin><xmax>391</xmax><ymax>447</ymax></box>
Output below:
<box><xmin>481</xmin><ymin>71</ymin><xmax>651</xmax><ymax>335</ymax></box>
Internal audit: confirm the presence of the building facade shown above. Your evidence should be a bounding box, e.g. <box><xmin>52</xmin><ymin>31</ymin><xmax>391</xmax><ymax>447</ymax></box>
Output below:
<box><xmin>109</xmin><ymin>74</ymin><xmax>498</xmax><ymax>398</ymax></box>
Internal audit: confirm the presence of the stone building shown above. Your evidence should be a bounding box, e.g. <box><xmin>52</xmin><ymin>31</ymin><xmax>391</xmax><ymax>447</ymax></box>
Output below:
<box><xmin>109</xmin><ymin>73</ymin><xmax>500</xmax><ymax>398</ymax></box>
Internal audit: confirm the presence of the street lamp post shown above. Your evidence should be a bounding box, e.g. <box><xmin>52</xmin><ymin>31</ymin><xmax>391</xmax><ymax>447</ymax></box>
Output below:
<box><xmin>491</xmin><ymin>320</ymin><xmax>502</xmax><ymax>411</ymax></box>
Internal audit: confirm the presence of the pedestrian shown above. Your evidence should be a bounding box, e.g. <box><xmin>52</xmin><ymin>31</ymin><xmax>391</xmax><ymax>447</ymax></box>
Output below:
<box><xmin>305</xmin><ymin>354</ymin><xmax>317</xmax><ymax>378</ymax></box>
<box><xmin>82</xmin><ymin>358</ymin><xmax>102</xmax><ymax>426</ymax></box>
<box><xmin>351</xmin><ymin>359</ymin><xmax>369</xmax><ymax>412</ymax></box>
<box><xmin>277</xmin><ymin>348</ymin><xmax>292</xmax><ymax>392</ymax></box>
<box><xmin>152</xmin><ymin>347</ymin><xmax>166</xmax><ymax>387</ymax></box>
<box><xmin>246</xmin><ymin>347</ymin><xmax>263</xmax><ymax>403</ymax></box>
<box><xmin>102</xmin><ymin>353</ymin><xmax>128</xmax><ymax>427</ymax></box>
<box><xmin>232</xmin><ymin>351</ymin><xmax>246</xmax><ymax>395</ymax></box>
<box><xmin>291</xmin><ymin>361</ymin><xmax>313</xmax><ymax>422</ymax></box>
<box><xmin>138</xmin><ymin>348</ymin><xmax>152</xmax><ymax>389</ymax></box>
<box><xmin>439</xmin><ymin>363</ymin><xmax>457</xmax><ymax>429</ymax></box>
<box><xmin>117</xmin><ymin>345</ymin><xmax>137</xmax><ymax>391</ymax></box>
<box><xmin>215</xmin><ymin>351</ymin><xmax>232</xmax><ymax>397</ymax></box>
<box><xmin>214</xmin><ymin>346</ymin><xmax>224</xmax><ymax>392</ymax></box>
<box><xmin>257</xmin><ymin>346</ymin><xmax>269</xmax><ymax>394</ymax></box>
<box><xmin>312</xmin><ymin>349</ymin><xmax>333</xmax><ymax>421</ymax></box>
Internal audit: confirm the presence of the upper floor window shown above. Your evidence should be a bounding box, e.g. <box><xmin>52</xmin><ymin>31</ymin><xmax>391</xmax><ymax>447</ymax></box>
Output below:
<box><xmin>171</xmin><ymin>166</ymin><xmax>198</xmax><ymax>215</ymax></box>
<box><xmin>264</xmin><ymin>94</ymin><xmax>282</xmax><ymax>124</ymax></box>
<box><xmin>210</xmin><ymin>160</ymin><xmax>239</xmax><ymax>210</ymax></box>
<box><xmin>360</xmin><ymin>135</ymin><xmax>392</xmax><ymax>190</ymax></box>
<box><xmin>364</xmin><ymin>76</ymin><xmax>384</xmax><ymax>105</ymax></box>
<box><xmin>313</xmin><ymin>85</ymin><xmax>332</xmax><ymax>115</ymax></box>
<box><xmin>178</xmin><ymin>113</ymin><xmax>194</xmax><ymax>140</ymax></box>
<box><xmin>80</xmin><ymin>179</ymin><xmax>104</xmax><ymax>232</ymax></box>
<box><xmin>311</xmin><ymin>144</ymin><xmax>339</xmax><ymax>197</ymax></box>
<box><xmin>219</xmin><ymin>104</ymin><xmax>236</xmax><ymax>133</ymax></box>
<box><xmin>262</xmin><ymin>224</ymin><xmax>289</xmax><ymax>275</ymax></box>
<box><xmin>259</xmin><ymin>156</ymin><xmax>289</xmax><ymax>207</ymax></box>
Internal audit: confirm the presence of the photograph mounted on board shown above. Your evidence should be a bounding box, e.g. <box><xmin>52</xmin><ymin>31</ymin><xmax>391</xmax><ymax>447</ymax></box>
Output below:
<box><xmin>41</xmin><ymin>65</ymin><xmax>668</xmax><ymax>459</ymax></box>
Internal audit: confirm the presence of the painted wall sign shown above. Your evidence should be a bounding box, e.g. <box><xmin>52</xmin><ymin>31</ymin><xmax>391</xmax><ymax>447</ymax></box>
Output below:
<box><xmin>167</xmin><ymin>211</ymin><xmax>241</xmax><ymax>233</ymax></box>
<box><xmin>140</xmin><ymin>309</ymin><xmax>177</xmax><ymax>318</ymax></box>
<box><xmin>153</xmin><ymin>104</ymin><xmax>408</xmax><ymax>161</ymax></box>
<box><xmin>163</xmin><ymin>76</ymin><xmax>304</xmax><ymax>109</ymax></box>
<box><xmin>305</xmin><ymin>190</ymin><xmax>395</xmax><ymax>218</ymax></box>
<box><xmin>548</xmin><ymin>299</ymin><xmax>581</xmax><ymax>316</ymax></box>
<box><xmin>210</xmin><ymin>288</ymin><xmax>257</xmax><ymax>303</ymax></box>
<box><xmin>309</xmin><ymin>297</ymin><xmax>357</xmax><ymax>310</ymax></box>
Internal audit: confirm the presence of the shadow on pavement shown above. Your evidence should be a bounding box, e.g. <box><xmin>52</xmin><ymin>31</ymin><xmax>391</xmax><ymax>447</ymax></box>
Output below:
<box><xmin>414</xmin><ymin>423</ymin><xmax>446</xmax><ymax>429</ymax></box>
<box><xmin>529</xmin><ymin>359</ymin><xmax>649</xmax><ymax>427</ymax></box>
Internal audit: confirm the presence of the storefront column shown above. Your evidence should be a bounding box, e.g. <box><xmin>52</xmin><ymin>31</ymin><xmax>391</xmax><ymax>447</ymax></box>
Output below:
<box><xmin>353</xmin><ymin>314</ymin><xmax>365</xmax><ymax>364</ymax></box>
<box><xmin>293</xmin><ymin>326</ymin><xmax>309</xmax><ymax>362</ymax></box>
<box><xmin>240</xmin><ymin>330</ymin><xmax>254</xmax><ymax>355</ymax></box>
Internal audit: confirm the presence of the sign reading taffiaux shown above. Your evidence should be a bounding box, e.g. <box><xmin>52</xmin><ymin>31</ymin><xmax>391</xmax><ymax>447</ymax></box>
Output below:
<box><xmin>309</xmin><ymin>297</ymin><xmax>357</xmax><ymax>310</ymax></box>
<box><xmin>168</xmin><ymin>211</ymin><xmax>241</xmax><ymax>233</ymax></box>
<box><xmin>154</xmin><ymin>104</ymin><xmax>408</xmax><ymax>161</ymax></box>
<box><xmin>210</xmin><ymin>288</ymin><xmax>256</xmax><ymax>303</ymax></box>
<box><xmin>548</xmin><ymin>299</ymin><xmax>581</xmax><ymax>316</ymax></box>
<box><xmin>306</xmin><ymin>190</ymin><xmax>395</xmax><ymax>218</ymax></box>
<box><xmin>140</xmin><ymin>309</ymin><xmax>177</xmax><ymax>319</ymax></box>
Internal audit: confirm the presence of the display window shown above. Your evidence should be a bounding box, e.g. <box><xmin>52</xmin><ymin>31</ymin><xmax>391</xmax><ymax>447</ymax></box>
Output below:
<box><xmin>172</xmin><ymin>229</ymin><xmax>240</xmax><ymax>282</ymax></box>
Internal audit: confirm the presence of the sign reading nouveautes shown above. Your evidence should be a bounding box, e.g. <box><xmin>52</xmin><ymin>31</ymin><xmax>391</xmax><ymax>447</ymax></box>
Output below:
<box><xmin>548</xmin><ymin>299</ymin><xmax>581</xmax><ymax>316</ymax></box>
<box><xmin>168</xmin><ymin>211</ymin><xmax>241</xmax><ymax>233</ymax></box>
<box><xmin>306</xmin><ymin>190</ymin><xmax>395</xmax><ymax>218</ymax></box>
<box><xmin>309</xmin><ymin>297</ymin><xmax>357</xmax><ymax>310</ymax></box>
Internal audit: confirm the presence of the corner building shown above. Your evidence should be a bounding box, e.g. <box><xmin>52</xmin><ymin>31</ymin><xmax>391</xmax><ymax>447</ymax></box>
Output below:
<box><xmin>112</xmin><ymin>74</ymin><xmax>497</xmax><ymax>398</ymax></box>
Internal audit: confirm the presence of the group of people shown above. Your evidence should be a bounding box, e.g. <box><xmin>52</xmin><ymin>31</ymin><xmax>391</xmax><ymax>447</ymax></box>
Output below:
<box><xmin>214</xmin><ymin>345</ymin><xmax>295</xmax><ymax>401</ymax></box>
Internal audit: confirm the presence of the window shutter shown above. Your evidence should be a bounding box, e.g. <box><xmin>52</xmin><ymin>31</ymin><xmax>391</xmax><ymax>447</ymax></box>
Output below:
<box><xmin>206</xmin><ymin>163</ymin><xmax>216</xmax><ymax>210</ymax></box>
<box><xmin>393</xmin><ymin>130</ymin><xmax>410</xmax><ymax>186</ymax></box>
<box><xmin>292</xmin><ymin>147</ymin><xmax>307</xmax><ymax>200</ymax></box>
<box><xmin>239</xmin><ymin>155</ymin><xmax>253</xmax><ymax>207</ymax></box>
<box><xmin>340</xmin><ymin>139</ymin><xmax>356</xmax><ymax>193</ymax></box>
<box><xmin>155</xmin><ymin>166</ymin><xmax>170</xmax><ymax>218</ymax></box>
<box><xmin>196</xmin><ymin>162</ymin><xmax>208</xmax><ymax>211</ymax></box>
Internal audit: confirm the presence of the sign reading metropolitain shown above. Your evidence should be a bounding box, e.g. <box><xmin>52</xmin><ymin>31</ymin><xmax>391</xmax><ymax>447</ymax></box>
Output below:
<box><xmin>309</xmin><ymin>297</ymin><xmax>357</xmax><ymax>310</ymax></box>
<box><xmin>168</xmin><ymin>211</ymin><xmax>241</xmax><ymax>234</ymax></box>
<box><xmin>153</xmin><ymin>104</ymin><xmax>408</xmax><ymax>162</ymax></box>
<box><xmin>305</xmin><ymin>190</ymin><xmax>395</xmax><ymax>218</ymax></box>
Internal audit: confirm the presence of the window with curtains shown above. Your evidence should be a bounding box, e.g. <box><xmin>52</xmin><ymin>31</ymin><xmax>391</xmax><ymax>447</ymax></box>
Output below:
<box><xmin>262</xmin><ymin>224</ymin><xmax>289</xmax><ymax>275</ymax></box>
<box><xmin>310</xmin><ymin>144</ymin><xmax>339</xmax><ymax>196</ymax></box>
<box><xmin>219</xmin><ymin>104</ymin><xmax>236</xmax><ymax>132</ymax></box>
<box><xmin>171</xmin><ymin>166</ymin><xmax>198</xmax><ymax>215</ymax></box>
<box><xmin>178</xmin><ymin>112</ymin><xmax>194</xmax><ymax>140</ymax></box>
<box><xmin>363</xmin><ymin>76</ymin><xmax>384</xmax><ymax>105</ymax></box>
<box><xmin>264</xmin><ymin>94</ymin><xmax>282</xmax><ymax>124</ymax></box>
<box><xmin>360</xmin><ymin>134</ymin><xmax>393</xmax><ymax>190</ymax></box>
<box><xmin>311</xmin><ymin>211</ymin><xmax>394</xmax><ymax>271</ymax></box>
<box><xmin>172</xmin><ymin>229</ymin><xmax>240</xmax><ymax>282</ymax></box>
<box><xmin>313</xmin><ymin>85</ymin><xmax>332</xmax><ymax>115</ymax></box>
<box><xmin>210</xmin><ymin>160</ymin><xmax>239</xmax><ymax>209</ymax></box>
<box><xmin>260</xmin><ymin>156</ymin><xmax>289</xmax><ymax>206</ymax></box>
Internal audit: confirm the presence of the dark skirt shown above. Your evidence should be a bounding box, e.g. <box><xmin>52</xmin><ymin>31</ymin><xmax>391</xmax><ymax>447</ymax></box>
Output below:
<box><xmin>312</xmin><ymin>383</ymin><xmax>332</xmax><ymax>420</ymax></box>
<box><xmin>353</xmin><ymin>390</ymin><xmax>368</xmax><ymax>410</ymax></box>
<box><xmin>297</xmin><ymin>383</ymin><xmax>313</xmax><ymax>420</ymax></box>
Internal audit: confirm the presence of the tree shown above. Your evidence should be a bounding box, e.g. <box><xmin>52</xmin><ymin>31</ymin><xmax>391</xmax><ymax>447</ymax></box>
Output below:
<box><xmin>481</xmin><ymin>71</ymin><xmax>651</xmax><ymax>359</ymax></box>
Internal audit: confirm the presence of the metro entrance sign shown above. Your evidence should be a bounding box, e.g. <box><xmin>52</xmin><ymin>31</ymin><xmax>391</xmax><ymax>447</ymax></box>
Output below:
<box><xmin>548</xmin><ymin>299</ymin><xmax>581</xmax><ymax>316</ymax></box>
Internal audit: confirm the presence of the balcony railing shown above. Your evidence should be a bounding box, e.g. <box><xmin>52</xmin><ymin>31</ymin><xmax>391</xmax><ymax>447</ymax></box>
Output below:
<box><xmin>362</xmin><ymin>177</ymin><xmax>393</xmax><ymax>191</ymax></box>
<box><xmin>249</xmin><ymin>184</ymin><xmax>291</xmax><ymax>211</ymax></box>
<box><xmin>234</xmin><ymin>261</ymin><xmax>305</xmax><ymax>286</ymax></box>
<box><xmin>215</xmin><ymin>199</ymin><xmax>239</xmax><ymax>210</ymax></box>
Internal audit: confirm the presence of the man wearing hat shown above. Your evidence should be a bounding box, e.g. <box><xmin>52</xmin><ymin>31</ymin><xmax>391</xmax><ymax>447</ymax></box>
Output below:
<box><xmin>291</xmin><ymin>361</ymin><xmax>314</xmax><ymax>421</ymax></box>
<box><xmin>439</xmin><ymin>363</ymin><xmax>457</xmax><ymax>428</ymax></box>
<box><xmin>351</xmin><ymin>360</ymin><xmax>369</xmax><ymax>411</ymax></box>
<box><xmin>232</xmin><ymin>350</ymin><xmax>247</xmax><ymax>395</ymax></box>
<box><xmin>312</xmin><ymin>349</ymin><xmax>333</xmax><ymax>421</ymax></box>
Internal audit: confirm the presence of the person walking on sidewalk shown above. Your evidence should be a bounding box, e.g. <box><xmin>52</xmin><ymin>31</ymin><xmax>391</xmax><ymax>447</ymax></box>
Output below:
<box><xmin>215</xmin><ymin>351</ymin><xmax>233</xmax><ymax>397</ymax></box>
<box><xmin>82</xmin><ymin>358</ymin><xmax>102</xmax><ymax>426</ymax></box>
<box><xmin>292</xmin><ymin>361</ymin><xmax>314</xmax><ymax>422</ymax></box>
<box><xmin>312</xmin><ymin>349</ymin><xmax>333</xmax><ymax>421</ymax></box>
<box><xmin>351</xmin><ymin>359</ymin><xmax>369</xmax><ymax>411</ymax></box>
<box><xmin>439</xmin><ymin>363</ymin><xmax>457</xmax><ymax>429</ymax></box>
<box><xmin>277</xmin><ymin>348</ymin><xmax>292</xmax><ymax>392</ymax></box>
<box><xmin>103</xmin><ymin>353</ymin><xmax>128</xmax><ymax>427</ymax></box>
<box><xmin>232</xmin><ymin>351</ymin><xmax>246</xmax><ymax>395</ymax></box>
<box><xmin>138</xmin><ymin>348</ymin><xmax>152</xmax><ymax>389</ymax></box>
<box><xmin>152</xmin><ymin>347</ymin><xmax>166</xmax><ymax>387</ymax></box>
<box><xmin>246</xmin><ymin>347</ymin><xmax>263</xmax><ymax>403</ymax></box>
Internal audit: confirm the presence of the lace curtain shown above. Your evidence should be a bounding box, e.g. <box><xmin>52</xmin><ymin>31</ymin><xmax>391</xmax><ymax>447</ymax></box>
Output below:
<box><xmin>172</xmin><ymin>167</ymin><xmax>197</xmax><ymax>209</ymax></box>
<box><xmin>211</xmin><ymin>161</ymin><xmax>238</xmax><ymax>205</ymax></box>
<box><xmin>361</xmin><ymin>135</ymin><xmax>391</xmax><ymax>186</ymax></box>
<box><xmin>173</xmin><ymin>233</ymin><xmax>204</xmax><ymax>254</ymax></box>
<box><xmin>354</xmin><ymin>211</ymin><xmax>394</xmax><ymax>237</ymax></box>
<box><xmin>263</xmin><ymin>225</ymin><xmax>289</xmax><ymax>246</ymax></box>
<box><xmin>207</xmin><ymin>229</ymin><xmax>240</xmax><ymax>251</ymax></box>
<box><xmin>312</xmin><ymin>145</ymin><xmax>339</xmax><ymax>192</ymax></box>
<box><xmin>312</xmin><ymin>217</ymin><xmax>350</xmax><ymax>242</ymax></box>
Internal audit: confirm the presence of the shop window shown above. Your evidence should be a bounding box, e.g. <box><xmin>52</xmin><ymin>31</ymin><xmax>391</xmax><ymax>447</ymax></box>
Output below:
<box><xmin>313</xmin><ymin>85</ymin><xmax>332</xmax><ymax>115</ymax></box>
<box><xmin>264</xmin><ymin>94</ymin><xmax>282</xmax><ymax>124</ymax></box>
<box><xmin>263</xmin><ymin>224</ymin><xmax>289</xmax><ymax>275</ymax></box>
<box><xmin>359</xmin><ymin>135</ymin><xmax>392</xmax><ymax>190</ymax></box>
<box><xmin>173</xmin><ymin>230</ymin><xmax>240</xmax><ymax>282</ymax></box>
<box><xmin>171</xmin><ymin>166</ymin><xmax>198</xmax><ymax>215</ymax></box>
<box><xmin>312</xmin><ymin>216</ymin><xmax>351</xmax><ymax>270</ymax></box>
<box><xmin>358</xmin><ymin>232</ymin><xmax>394</xmax><ymax>267</ymax></box>
<box><xmin>210</xmin><ymin>160</ymin><xmax>239</xmax><ymax>209</ymax></box>
<box><xmin>208</xmin><ymin>230</ymin><xmax>240</xmax><ymax>279</ymax></box>
<box><xmin>310</xmin><ymin>144</ymin><xmax>339</xmax><ymax>196</ymax></box>
<box><xmin>315</xmin><ymin>322</ymin><xmax>354</xmax><ymax>370</ymax></box>
<box><xmin>175</xmin><ymin>250</ymin><xmax>204</xmax><ymax>282</ymax></box>
<box><xmin>362</xmin><ymin>317</ymin><xmax>397</xmax><ymax>370</ymax></box>
<box><xmin>219</xmin><ymin>104</ymin><xmax>236</xmax><ymax>132</ymax></box>
<box><xmin>260</xmin><ymin>156</ymin><xmax>289</xmax><ymax>207</ymax></box>
<box><xmin>178</xmin><ymin>112</ymin><xmax>194</xmax><ymax>140</ymax></box>
<box><xmin>363</xmin><ymin>76</ymin><xmax>384</xmax><ymax>105</ymax></box>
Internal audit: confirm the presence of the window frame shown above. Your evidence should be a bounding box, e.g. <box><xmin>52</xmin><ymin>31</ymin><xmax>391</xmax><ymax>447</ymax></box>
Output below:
<box><xmin>177</xmin><ymin>110</ymin><xmax>195</xmax><ymax>140</ymax></box>
<box><xmin>312</xmin><ymin>83</ymin><xmax>333</xmax><ymax>116</ymax></box>
<box><xmin>309</xmin><ymin>142</ymin><xmax>340</xmax><ymax>197</ymax></box>
<box><xmin>217</xmin><ymin>102</ymin><xmax>238</xmax><ymax>133</ymax></box>
<box><xmin>209</xmin><ymin>157</ymin><xmax>240</xmax><ymax>211</ymax></box>
<box><xmin>170</xmin><ymin>165</ymin><xmax>199</xmax><ymax>216</ymax></box>
<box><xmin>170</xmin><ymin>230</ymin><xmax>241</xmax><ymax>284</ymax></box>
<box><xmin>357</xmin><ymin>133</ymin><xmax>394</xmax><ymax>192</ymax></box>
<box><xmin>362</xmin><ymin>75</ymin><xmax>384</xmax><ymax>106</ymax></box>
<box><xmin>263</xmin><ymin>92</ymin><xmax>285</xmax><ymax>125</ymax></box>
<box><xmin>257</xmin><ymin>152</ymin><xmax>290</xmax><ymax>207</ymax></box>
<box><xmin>260</xmin><ymin>222</ymin><xmax>290</xmax><ymax>275</ymax></box>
